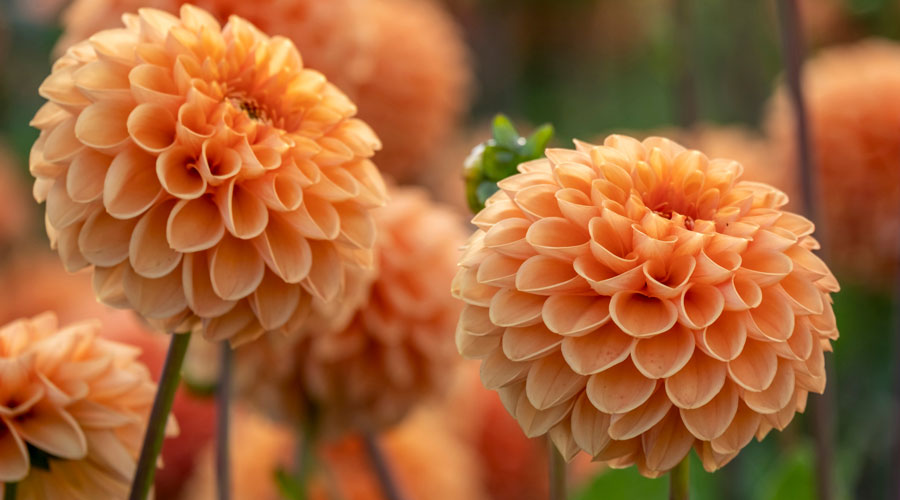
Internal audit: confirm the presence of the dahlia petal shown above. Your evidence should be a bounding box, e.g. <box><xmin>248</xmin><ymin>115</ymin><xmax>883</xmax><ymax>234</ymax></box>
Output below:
<box><xmin>513</xmin><ymin>184</ymin><xmax>563</xmax><ymax>220</ymax></box>
<box><xmin>302</xmin><ymin>241</ymin><xmax>344</xmax><ymax>302</ymax></box>
<box><xmin>679</xmin><ymin>380</ymin><xmax>738</xmax><ymax>440</ymax></box>
<box><xmin>89</xmin><ymin>27</ymin><xmax>138</xmax><ymax>65</ymax></box>
<box><xmin>710</xmin><ymin>401</ymin><xmax>760</xmax><ymax>454</ymax></box>
<box><xmin>632</xmin><ymin>226</ymin><xmax>676</xmax><ymax>262</ymax></box>
<box><xmin>128</xmin><ymin>63</ymin><xmax>183</xmax><ymax>109</ymax></box>
<box><xmin>784</xmin><ymin>245</ymin><xmax>829</xmax><ymax>281</ymax></box>
<box><xmin>717</xmin><ymin>274</ymin><xmax>762</xmax><ymax>311</ymax></box>
<box><xmin>0</xmin><ymin>423</ymin><xmax>28</xmax><ymax>482</ymax></box>
<box><xmin>57</xmin><ymin>222</ymin><xmax>89</xmax><ymax>272</ymax></box>
<box><xmin>743</xmin><ymin>358</ymin><xmax>795</xmax><ymax>414</ymax></box>
<box><xmin>586</xmin><ymin>359</ymin><xmax>655</xmax><ymax>414</ymax></box>
<box><xmin>451</xmin><ymin>267</ymin><xmax>498</xmax><ymax>307</ymax></box>
<box><xmin>13</xmin><ymin>405</ymin><xmax>86</xmax><ymax>460</ymax></box>
<box><xmin>249</xmin><ymin>270</ymin><xmax>300</xmax><ymax>330</ymax></box>
<box><xmin>476</xmin><ymin>253</ymin><xmax>522</xmax><ymax>288</ymax></box>
<box><xmin>525</xmin><ymin>352</ymin><xmax>586</xmax><ymax>410</ymax></box>
<box><xmin>282</xmin><ymin>194</ymin><xmax>340</xmax><ymax>240</ymax></box>
<box><xmin>78</xmin><ymin>210</ymin><xmax>138</xmax><ymax>267</ymax></box>
<box><xmin>182</xmin><ymin>252</ymin><xmax>237</xmax><ymax>318</ymax></box>
<box><xmin>556</xmin><ymin>188</ymin><xmax>600</xmax><ymax>228</ymax></box>
<box><xmin>123</xmin><ymin>265</ymin><xmax>188</xmax><ymax>319</ymax></box>
<box><xmin>38</xmin><ymin>65</ymin><xmax>89</xmax><ymax>109</ymax></box>
<box><xmin>456</xmin><ymin>326</ymin><xmax>501</xmax><ymax>359</ymax></box>
<box><xmin>609</xmin><ymin>291</ymin><xmax>678</xmax><ymax>338</ymax></box>
<box><xmin>92</xmin><ymin>263</ymin><xmax>129</xmax><ymax>309</ymax></box>
<box><xmin>631</xmin><ymin>324</ymin><xmax>694</xmax><ymax>379</ymax></box>
<box><xmin>175</xmin><ymin>102</ymin><xmax>215</xmax><ymax>152</ymax></box>
<box><xmin>65</xmin><ymin>400</ymin><xmax>134</xmax><ymax>428</ymax></box>
<box><xmin>74</xmin><ymin>101</ymin><xmax>132</xmax><ymax>150</ymax></box>
<box><xmin>553</xmin><ymin>162</ymin><xmax>596</xmax><ymax>193</ymax></box>
<box><xmin>343</xmin><ymin>159</ymin><xmax>388</xmax><ymax>207</ymax></box>
<box><xmin>588</xmin><ymin>216</ymin><xmax>637</xmax><ymax>273</ymax></box>
<box><xmin>127</xmin><ymin>103</ymin><xmax>176</xmax><ymax>153</ymax></box>
<box><xmin>641</xmin><ymin>406</ymin><xmax>695</xmax><ymax>472</ymax></box>
<box><xmin>692</xmin><ymin>249</ymin><xmax>741</xmax><ymax>285</ymax></box>
<box><xmin>549</xmin><ymin>421</ymin><xmax>580</xmax><ymax>462</ymax></box>
<box><xmin>795</xmin><ymin>346</ymin><xmax>826</xmax><ymax>394</ymax></box>
<box><xmin>746</xmin><ymin>287</ymin><xmax>795</xmax><ymax>342</ymax></box>
<box><xmin>561</xmin><ymin>322</ymin><xmax>633</xmax><ymax>375</ymax></box>
<box><xmin>497</xmin><ymin>170</ymin><xmax>555</xmax><ymax>196</ymax></box>
<box><xmin>197</xmin><ymin>138</ymin><xmax>241</xmax><ymax>185</ymax></box>
<box><xmin>252</xmin><ymin>213</ymin><xmax>312</xmax><ymax>284</ymax></box>
<box><xmin>245</xmin><ymin>171</ymin><xmax>304</xmax><ymax>213</ymax></box>
<box><xmin>104</xmin><ymin>146</ymin><xmax>162</xmax><ymax>218</ymax></box>
<box><xmin>458</xmin><ymin>305</ymin><xmax>502</xmax><ymax>336</ymax></box>
<box><xmin>574</xmin><ymin>256</ymin><xmax>645</xmax><ymax>295</ymax></box>
<box><xmin>67</xmin><ymin>149</ymin><xmax>111</xmax><ymax>203</ymax></box>
<box><xmin>643</xmin><ymin>256</ymin><xmax>695</xmax><ymax>299</ymax></box>
<box><xmin>776</xmin><ymin>273</ymin><xmax>825</xmax><ymax>315</ymax></box>
<box><xmin>502</xmin><ymin>323</ymin><xmax>562</xmax><ymax>362</ymax></box>
<box><xmin>665</xmin><ymin>351</ymin><xmax>726</xmax><ymax>409</ymax></box>
<box><xmin>497</xmin><ymin>381</ymin><xmax>526</xmax><ymax>415</ymax></box>
<box><xmin>677</xmin><ymin>283</ymin><xmax>725</xmax><ymax>329</ymax></box>
<box><xmin>209</xmin><ymin>234</ymin><xmax>265</xmax><ymax>301</ymax></box>
<box><xmin>776</xmin><ymin>317</ymin><xmax>813</xmax><ymax>361</ymax></box>
<box><xmin>489</xmin><ymin>289</ymin><xmax>545</xmax><ymax>328</ymax></box>
<box><xmin>515</xmin><ymin>255</ymin><xmax>590</xmax><ymax>295</ymax></box>
<box><xmin>594</xmin><ymin>437</ymin><xmax>642</xmax><ymax>463</ymax></box>
<box><xmin>608</xmin><ymin>386</ymin><xmax>672</xmax><ymax>440</ymax></box>
<box><xmin>515</xmin><ymin>390</ymin><xmax>574</xmax><ymax>438</ymax></box>
<box><xmin>306</xmin><ymin>165</ymin><xmax>361</xmax><ymax>203</ymax></box>
<box><xmin>480</xmin><ymin>349</ymin><xmax>529</xmax><ymax>390</ymax></box>
<box><xmin>482</xmin><ymin>218</ymin><xmax>536</xmax><ymax>260</ymax></box>
<box><xmin>571</xmin><ymin>392</ymin><xmax>612</xmax><ymax>456</ymax></box>
<box><xmin>129</xmin><ymin>200</ymin><xmax>182</xmax><ymax>278</ymax></box>
<box><xmin>697</xmin><ymin>441</ymin><xmax>738</xmax><ymax>473</ymax></box>
<box><xmin>747</xmin><ymin>227</ymin><xmax>797</xmax><ymax>254</ymax></box>
<box><xmin>84</xmin><ymin>429</ymin><xmax>135</xmax><ymax>482</ymax></box>
<box><xmin>727</xmin><ymin>339</ymin><xmax>777</xmax><ymax>392</ymax></box>
<box><xmin>543</xmin><ymin>294</ymin><xmax>611</xmax><ymax>336</ymax></box>
<box><xmin>215</xmin><ymin>178</ymin><xmax>269</xmax><ymax>240</ymax></box>
<box><xmin>763</xmin><ymin>390</ymin><xmax>800</xmax><ymax>431</ymax></box>
<box><xmin>699</xmin><ymin>312</ymin><xmax>747</xmax><ymax>362</ymax></box>
<box><xmin>525</xmin><ymin>217</ymin><xmax>590</xmax><ymax>260</ymax></box>
<box><xmin>203</xmin><ymin>302</ymin><xmax>262</xmax><ymax>346</ymax></box>
<box><xmin>46</xmin><ymin>179</ymin><xmax>90</xmax><ymax>230</ymax></box>
<box><xmin>738</xmin><ymin>251</ymin><xmax>793</xmax><ymax>286</ymax></box>
<box><xmin>156</xmin><ymin>146</ymin><xmax>206</xmax><ymax>200</ymax></box>
<box><xmin>43</xmin><ymin>117</ymin><xmax>84</xmax><ymax>163</ymax></box>
<box><xmin>772</xmin><ymin>212</ymin><xmax>814</xmax><ymax>238</ymax></box>
<box><xmin>167</xmin><ymin>196</ymin><xmax>224</xmax><ymax>252</ymax></box>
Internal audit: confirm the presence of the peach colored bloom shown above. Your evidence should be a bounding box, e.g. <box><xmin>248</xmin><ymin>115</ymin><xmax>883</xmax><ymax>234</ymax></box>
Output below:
<box><xmin>30</xmin><ymin>6</ymin><xmax>387</xmax><ymax>345</ymax></box>
<box><xmin>353</xmin><ymin>0</ymin><xmax>471</xmax><ymax>182</ymax></box>
<box><xmin>453</xmin><ymin>135</ymin><xmax>839</xmax><ymax>476</ymax></box>
<box><xmin>0</xmin><ymin>312</ymin><xmax>172</xmax><ymax>499</ymax></box>
<box><xmin>180</xmin><ymin>407</ymin><xmax>487</xmax><ymax>500</ymax></box>
<box><xmin>766</xmin><ymin>38</ymin><xmax>900</xmax><ymax>286</ymax></box>
<box><xmin>237</xmin><ymin>186</ymin><xmax>464</xmax><ymax>435</ymax></box>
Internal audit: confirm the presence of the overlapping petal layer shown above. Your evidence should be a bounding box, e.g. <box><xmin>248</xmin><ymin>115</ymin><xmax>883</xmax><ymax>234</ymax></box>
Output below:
<box><xmin>0</xmin><ymin>313</ymin><xmax>167</xmax><ymax>499</ymax></box>
<box><xmin>31</xmin><ymin>6</ymin><xmax>388</xmax><ymax>344</ymax></box>
<box><xmin>237</xmin><ymin>187</ymin><xmax>464</xmax><ymax>435</ymax></box>
<box><xmin>453</xmin><ymin>135</ymin><xmax>839</xmax><ymax>475</ymax></box>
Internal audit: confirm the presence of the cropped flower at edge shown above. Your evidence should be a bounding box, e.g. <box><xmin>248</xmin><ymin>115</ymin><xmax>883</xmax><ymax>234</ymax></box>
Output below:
<box><xmin>0</xmin><ymin>312</ymin><xmax>171</xmax><ymax>499</ymax></box>
<box><xmin>453</xmin><ymin>134</ymin><xmax>839</xmax><ymax>476</ymax></box>
<box><xmin>30</xmin><ymin>6</ymin><xmax>388</xmax><ymax>345</ymax></box>
<box><xmin>237</xmin><ymin>186</ymin><xmax>465</xmax><ymax>436</ymax></box>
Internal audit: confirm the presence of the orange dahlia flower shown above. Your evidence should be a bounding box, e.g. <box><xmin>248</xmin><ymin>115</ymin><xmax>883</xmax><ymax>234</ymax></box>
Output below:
<box><xmin>237</xmin><ymin>186</ymin><xmax>464</xmax><ymax>435</ymax></box>
<box><xmin>30</xmin><ymin>5</ymin><xmax>387</xmax><ymax>344</ymax></box>
<box><xmin>766</xmin><ymin>39</ymin><xmax>900</xmax><ymax>286</ymax></box>
<box><xmin>453</xmin><ymin>135</ymin><xmax>839</xmax><ymax>476</ymax></box>
<box><xmin>0</xmin><ymin>312</ymin><xmax>172</xmax><ymax>499</ymax></box>
<box><xmin>181</xmin><ymin>407</ymin><xmax>487</xmax><ymax>500</ymax></box>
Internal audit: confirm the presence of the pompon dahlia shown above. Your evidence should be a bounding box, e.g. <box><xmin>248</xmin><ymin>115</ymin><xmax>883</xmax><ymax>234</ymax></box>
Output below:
<box><xmin>453</xmin><ymin>135</ymin><xmax>839</xmax><ymax>476</ymax></box>
<box><xmin>30</xmin><ymin>5</ymin><xmax>388</xmax><ymax>344</ymax></box>
<box><xmin>0</xmin><ymin>312</ymin><xmax>171</xmax><ymax>499</ymax></box>
<box><xmin>238</xmin><ymin>187</ymin><xmax>464</xmax><ymax>435</ymax></box>
<box><xmin>767</xmin><ymin>39</ymin><xmax>900</xmax><ymax>286</ymax></box>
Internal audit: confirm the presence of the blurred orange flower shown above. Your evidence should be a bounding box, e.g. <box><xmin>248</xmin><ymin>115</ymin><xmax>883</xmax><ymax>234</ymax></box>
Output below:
<box><xmin>453</xmin><ymin>135</ymin><xmax>839</xmax><ymax>476</ymax></box>
<box><xmin>766</xmin><ymin>38</ymin><xmax>900</xmax><ymax>286</ymax></box>
<box><xmin>180</xmin><ymin>407</ymin><xmax>487</xmax><ymax>500</ymax></box>
<box><xmin>0</xmin><ymin>313</ymin><xmax>171</xmax><ymax>499</ymax></box>
<box><xmin>30</xmin><ymin>6</ymin><xmax>387</xmax><ymax>345</ymax></box>
<box><xmin>238</xmin><ymin>187</ymin><xmax>464</xmax><ymax>435</ymax></box>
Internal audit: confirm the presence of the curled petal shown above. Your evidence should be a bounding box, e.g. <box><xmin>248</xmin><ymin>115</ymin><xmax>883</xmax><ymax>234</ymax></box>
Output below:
<box><xmin>776</xmin><ymin>273</ymin><xmax>825</xmax><ymax>315</ymax></box>
<box><xmin>643</xmin><ymin>256</ymin><xmax>695</xmax><ymax>299</ymax></box>
<box><xmin>123</xmin><ymin>265</ymin><xmax>187</xmax><ymax>319</ymax></box>
<box><xmin>746</xmin><ymin>287</ymin><xmax>795</xmax><ymax>342</ymax></box>
<box><xmin>74</xmin><ymin>101</ymin><xmax>132</xmax><ymax>150</ymax></box>
<box><xmin>710</xmin><ymin>401</ymin><xmax>760</xmax><ymax>455</ymax></box>
<box><xmin>640</xmin><ymin>406</ymin><xmax>696</xmax><ymax>472</ymax></box>
<box><xmin>543</xmin><ymin>295</ymin><xmax>611</xmax><ymax>336</ymax></box>
<box><xmin>727</xmin><ymin>339</ymin><xmax>777</xmax><ymax>392</ymax></box>
<box><xmin>489</xmin><ymin>289</ymin><xmax>545</xmax><ymax>328</ymax></box>
<box><xmin>182</xmin><ymin>252</ymin><xmax>236</xmax><ymax>318</ymax></box>
<box><xmin>335</xmin><ymin>202</ymin><xmax>376</xmax><ymax>250</ymax></box>
<box><xmin>738</xmin><ymin>251</ymin><xmax>793</xmax><ymax>286</ymax></box>
<box><xmin>586</xmin><ymin>359</ymin><xmax>655</xmax><ymax>414</ymax></box>
<box><xmin>93</xmin><ymin>263</ymin><xmax>129</xmax><ymax>309</ymax></box>
<box><xmin>678</xmin><ymin>284</ymin><xmax>724</xmax><ymax>329</ymax></box>
<box><xmin>458</xmin><ymin>305</ymin><xmax>502</xmax><ymax>336</ymax></box>
<box><xmin>282</xmin><ymin>194</ymin><xmax>340</xmax><ymax>241</ymax></box>
<box><xmin>129</xmin><ymin>199</ymin><xmax>182</xmax><ymax>278</ymax></box>
<box><xmin>556</xmin><ymin>188</ymin><xmax>599</xmax><ymax>228</ymax></box>
<box><xmin>483</xmin><ymin>218</ymin><xmax>536</xmax><ymax>260</ymax></box>
<box><xmin>574</xmin><ymin>256</ymin><xmax>645</xmax><ymax>295</ymax></box>
<box><xmin>525</xmin><ymin>217</ymin><xmax>590</xmax><ymax>260</ymax></box>
<box><xmin>610</xmin><ymin>291</ymin><xmax>678</xmax><ymax>338</ymax></box>
<box><xmin>571</xmin><ymin>392</ymin><xmax>612</xmax><ymax>456</ymax></box>
<box><xmin>67</xmin><ymin>149</ymin><xmax>111</xmax><ymax>203</ymax></box>
<box><xmin>514</xmin><ymin>184</ymin><xmax>563</xmax><ymax>220</ymax></box>
<box><xmin>515</xmin><ymin>255</ymin><xmax>589</xmax><ymax>295</ymax></box>
<box><xmin>79</xmin><ymin>210</ymin><xmax>137</xmax><ymax>267</ymax></box>
<box><xmin>743</xmin><ymin>358</ymin><xmax>795</xmax><ymax>414</ymax></box>
<box><xmin>525</xmin><ymin>352</ymin><xmax>586</xmax><ymax>410</ymax></box>
<box><xmin>514</xmin><ymin>389</ymin><xmax>574</xmax><ymax>438</ymax></box>
<box><xmin>12</xmin><ymin>404</ymin><xmax>87</xmax><ymax>460</ymax></box>
<box><xmin>0</xmin><ymin>423</ymin><xmax>28</xmax><ymax>482</ymax></box>
<box><xmin>127</xmin><ymin>103</ymin><xmax>176</xmax><ymax>153</ymax></box>
<box><xmin>103</xmin><ymin>146</ymin><xmax>162</xmax><ymax>219</ymax></box>
<box><xmin>209</xmin><ymin>235</ymin><xmax>265</xmax><ymax>301</ymax></box>
<box><xmin>699</xmin><ymin>312</ymin><xmax>747</xmax><ymax>362</ymax></box>
<box><xmin>203</xmin><ymin>302</ymin><xmax>262</xmax><ymax>346</ymax></box>
<box><xmin>42</xmin><ymin>117</ymin><xmax>84</xmax><ymax>164</ymax></box>
<box><xmin>561</xmin><ymin>322</ymin><xmax>634</xmax><ymax>375</ymax></box>
<box><xmin>588</xmin><ymin>216</ymin><xmax>637</xmax><ymax>273</ymax></box>
<box><xmin>129</xmin><ymin>63</ymin><xmax>182</xmax><ymax>109</ymax></box>
<box><xmin>456</xmin><ymin>326</ymin><xmax>501</xmax><ymax>359</ymax></box>
<box><xmin>476</xmin><ymin>253</ymin><xmax>521</xmax><ymax>288</ymax></box>
<box><xmin>302</xmin><ymin>241</ymin><xmax>343</xmax><ymax>302</ymax></box>
<box><xmin>773</xmin><ymin>212</ymin><xmax>814</xmax><ymax>238</ymax></box>
<box><xmin>665</xmin><ymin>351</ymin><xmax>726</xmax><ymax>409</ymax></box>
<box><xmin>215</xmin><ymin>179</ymin><xmax>269</xmax><ymax>240</ymax></box>
<box><xmin>632</xmin><ymin>226</ymin><xmax>676</xmax><ymax>261</ymax></box>
<box><xmin>451</xmin><ymin>267</ymin><xmax>497</xmax><ymax>307</ymax></box>
<box><xmin>717</xmin><ymin>274</ymin><xmax>762</xmax><ymax>311</ymax></box>
<box><xmin>784</xmin><ymin>245</ymin><xmax>829</xmax><ymax>281</ymax></box>
<box><xmin>480</xmin><ymin>349</ymin><xmax>529</xmax><ymax>390</ymax></box>
<box><xmin>249</xmin><ymin>270</ymin><xmax>300</xmax><ymax>330</ymax></box>
<box><xmin>252</xmin><ymin>213</ymin><xmax>312</xmax><ymax>284</ymax></box>
<box><xmin>502</xmin><ymin>323</ymin><xmax>562</xmax><ymax>362</ymax></box>
<box><xmin>631</xmin><ymin>324</ymin><xmax>694</xmax><ymax>379</ymax></box>
<box><xmin>692</xmin><ymin>249</ymin><xmax>741</xmax><ymax>285</ymax></box>
<box><xmin>608</xmin><ymin>386</ymin><xmax>672</xmax><ymax>440</ymax></box>
<box><xmin>47</xmin><ymin>180</ymin><xmax>90</xmax><ymax>230</ymax></box>
<box><xmin>679</xmin><ymin>380</ymin><xmax>738</xmax><ymax>440</ymax></box>
<box><xmin>472</xmin><ymin>200</ymin><xmax>524</xmax><ymax>231</ymax></box>
<box><xmin>156</xmin><ymin>146</ymin><xmax>206</xmax><ymax>200</ymax></box>
<box><xmin>167</xmin><ymin>196</ymin><xmax>224</xmax><ymax>252</ymax></box>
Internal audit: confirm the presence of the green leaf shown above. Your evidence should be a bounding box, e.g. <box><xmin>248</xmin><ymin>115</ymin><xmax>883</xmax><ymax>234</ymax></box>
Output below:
<box><xmin>274</xmin><ymin>467</ymin><xmax>304</xmax><ymax>500</ymax></box>
<box><xmin>491</xmin><ymin>114</ymin><xmax>519</xmax><ymax>149</ymax></box>
<box><xmin>521</xmin><ymin>123</ymin><xmax>554</xmax><ymax>159</ymax></box>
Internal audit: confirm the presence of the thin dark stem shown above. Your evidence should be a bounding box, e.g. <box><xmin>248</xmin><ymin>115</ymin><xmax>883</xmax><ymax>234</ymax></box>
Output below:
<box><xmin>297</xmin><ymin>416</ymin><xmax>316</xmax><ymax>500</ymax></box>
<box><xmin>775</xmin><ymin>3</ymin><xmax>835</xmax><ymax>500</ymax></box>
<box><xmin>128</xmin><ymin>332</ymin><xmax>192</xmax><ymax>500</ymax></box>
<box><xmin>669</xmin><ymin>456</ymin><xmax>690</xmax><ymax>500</ymax></box>
<box><xmin>362</xmin><ymin>432</ymin><xmax>405</xmax><ymax>500</ymax></box>
<box><xmin>891</xmin><ymin>204</ymin><xmax>900</xmax><ymax>499</ymax></box>
<box><xmin>548</xmin><ymin>441</ymin><xmax>567</xmax><ymax>500</ymax></box>
<box><xmin>216</xmin><ymin>342</ymin><xmax>232</xmax><ymax>500</ymax></box>
<box><xmin>3</xmin><ymin>483</ymin><xmax>16</xmax><ymax>500</ymax></box>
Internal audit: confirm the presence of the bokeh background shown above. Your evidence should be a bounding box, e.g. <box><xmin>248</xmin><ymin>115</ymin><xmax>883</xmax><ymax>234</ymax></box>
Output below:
<box><xmin>1</xmin><ymin>0</ymin><xmax>899</xmax><ymax>498</ymax></box>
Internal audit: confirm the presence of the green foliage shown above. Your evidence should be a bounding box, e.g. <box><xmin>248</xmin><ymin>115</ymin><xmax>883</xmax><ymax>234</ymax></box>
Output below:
<box><xmin>464</xmin><ymin>114</ymin><xmax>554</xmax><ymax>213</ymax></box>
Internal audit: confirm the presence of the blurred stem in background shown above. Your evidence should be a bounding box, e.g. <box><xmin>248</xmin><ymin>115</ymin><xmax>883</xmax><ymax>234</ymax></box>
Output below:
<box><xmin>3</xmin><ymin>482</ymin><xmax>16</xmax><ymax>500</ymax></box>
<box><xmin>216</xmin><ymin>343</ymin><xmax>232</xmax><ymax>500</ymax></box>
<box><xmin>129</xmin><ymin>332</ymin><xmax>193</xmax><ymax>500</ymax></box>
<box><xmin>774</xmin><ymin>2</ymin><xmax>836</xmax><ymax>500</ymax></box>
<box><xmin>669</xmin><ymin>457</ymin><xmax>689</xmax><ymax>500</ymax></box>
<box><xmin>362</xmin><ymin>432</ymin><xmax>405</xmax><ymax>500</ymax></box>
<box><xmin>548</xmin><ymin>442</ymin><xmax>567</xmax><ymax>500</ymax></box>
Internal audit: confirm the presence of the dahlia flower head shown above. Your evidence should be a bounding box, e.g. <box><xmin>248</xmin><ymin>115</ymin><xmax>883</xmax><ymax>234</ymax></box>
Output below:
<box><xmin>453</xmin><ymin>134</ymin><xmax>839</xmax><ymax>476</ymax></box>
<box><xmin>767</xmin><ymin>39</ymin><xmax>900</xmax><ymax>287</ymax></box>
<box><xmin>238</xmin><ymin>187</ymin><xmax>464</xmax><ymax>436</ymax></box>
<box><xmin>30</xmin><ymin>6</ymin><xmax>388</xmax><ymax>345</ymax></box>
<box><xmin>0</xmin><ymin>313</ymin><xmax>171</xmax><ymax>499</ymax></box>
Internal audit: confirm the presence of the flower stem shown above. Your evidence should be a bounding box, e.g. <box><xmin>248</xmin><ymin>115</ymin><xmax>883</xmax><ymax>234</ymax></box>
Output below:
<box><xmin>128</xmin><ymin>332</ymin><xmax>192</xmax><ymax>500</ymax></box>
<box><xmin>3</xmin><ymin>483</ymin><xmax>16</xmax><ymax>500</ymax></box>
<box><xmin>548</xmin><ymin>441</ymin><xmax>566</xmax><ymax>500</ymax></box>
<box><xmin>216</xmin><ymin>341</ymin><xmax>232</xmax><ymax>500</ymax></box>
<box><xmin>362</xmin><ymin>431</ymin><xmax>405</xmax><ymax>500</ymax></box>
<box><xmin>669</xmin><ymin>456</ymin><xmax>690</xmax><ymax>500</ymax></box>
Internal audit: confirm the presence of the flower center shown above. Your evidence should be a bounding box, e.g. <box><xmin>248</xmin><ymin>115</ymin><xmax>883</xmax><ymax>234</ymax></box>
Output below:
<box><xmin>228</xmin><ymin>96</ymin><xmax>272</xmax><ymax>125</ymax></box>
